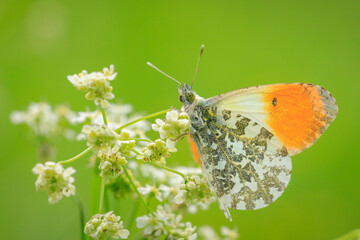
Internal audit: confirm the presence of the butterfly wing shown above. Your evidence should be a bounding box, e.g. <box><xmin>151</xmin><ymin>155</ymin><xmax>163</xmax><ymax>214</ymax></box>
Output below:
<box><xmin>204</xmin><ymin>83</ymin><xmax>338</xmax><ymax>156</ymax></box>
<box><xmin>191</xmin><ymin>112</ymin><xmax>292</xmax><ymax>221</ymax></box>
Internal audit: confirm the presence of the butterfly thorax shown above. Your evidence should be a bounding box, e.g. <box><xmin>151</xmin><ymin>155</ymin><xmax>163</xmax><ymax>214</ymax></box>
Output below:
<box><xmin>178</xmin><ymin>83</ymin><xmax>208</xmax><ymax>131</ymax></box>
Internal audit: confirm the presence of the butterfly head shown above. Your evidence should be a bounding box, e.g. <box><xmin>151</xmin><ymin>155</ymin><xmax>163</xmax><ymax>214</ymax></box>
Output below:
<box><xmin>178</xmin><ymin>83</ymin><xmax>196</xmax><ymax>105</ymax></box>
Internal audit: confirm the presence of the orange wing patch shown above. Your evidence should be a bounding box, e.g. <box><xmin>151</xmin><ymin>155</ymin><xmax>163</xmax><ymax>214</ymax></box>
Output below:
<box><xmin>187</xmin><ymin>135</ymin><xmax>201</xmax><ymax>165</ymax></box>
<box><xmin>264</xmin><ymin>83</ymin><xmax>338</xmax><ymax>156</ymax></box>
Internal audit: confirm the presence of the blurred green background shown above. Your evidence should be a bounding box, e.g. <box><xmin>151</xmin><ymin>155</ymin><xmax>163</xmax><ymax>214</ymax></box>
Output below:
<box><xmin>1</xmin><ymin>0</ymin><xmax>360</xmax><ymax>239</ymax></box>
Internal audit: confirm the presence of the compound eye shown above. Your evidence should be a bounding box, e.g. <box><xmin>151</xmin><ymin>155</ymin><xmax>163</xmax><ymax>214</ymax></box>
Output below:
<box><xmin>186</xmin><ymin>92</ymin><xmax>195</xmax><ymax>102</ymax></box>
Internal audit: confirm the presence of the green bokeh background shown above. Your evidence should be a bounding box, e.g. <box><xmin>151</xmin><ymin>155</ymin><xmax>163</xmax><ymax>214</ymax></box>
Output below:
<box><xmin>1</xmin><ymin>0</ymin><xmax>359</xmax><ymax>239</ymax></box>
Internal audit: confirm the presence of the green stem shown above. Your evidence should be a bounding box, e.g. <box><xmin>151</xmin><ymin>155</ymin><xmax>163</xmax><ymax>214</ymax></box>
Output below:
<box><xmin>144</xmin><ymin>161</ymin><xmax>187</xmax><ymax>181</ymax></box>
<box><xmin>99</xmin><ymin>177</ymin><xmax>106</xmax><ymax>214</ymax></box>
<box><xmin>131</xmin><ymin>150</ymin><xmax>186</xmax><ymax>181</ymax></box>
<box><xmin>101</xmin><ymin>107</ymin><xmax>108</xmax><ymax>125</ymax></box>
<box><xmin>131</xmin><ymin>138</ymin><xmax>152</xmax><ymax>142</ymax></box>
<box><xmin>115</xmin><ymin>109</ymin><xmax>170</xmax><ymax>133</ymax></box>
<box><xmin>122</xmin><ymin>164</ymin><xmax>172</xmax><ymax>235</ymax></box>
<box><xmin>58</xmin><ymin>147</ymin><xmax>93</xmax><ymax>165</ymax></box>
<box><xmin>158</xmin><ymin>165</ymin><xmax>187</xmax><ymax>180</ymax></box>
<box><xmin>121</xmin><ymin>165</ymin><xmax>155</xmax><ymax>215</ymax></box>
<box><xmin>104</xmin><ymin>186</ymin><xmax>110</xmax><ymax>213</ymax></box>
<box><xmin>132</xmin><ymin>149</ymin><xmax>141</xmax><ymax>155</ymax></box>
<box><xmin>73</xmin><ymin>196</ymin><xmax>86</xmax><ymax>240</ymax></box>
<box><xmin>90</xmin><ymin>158</ymin><xmax>101</xmax><ymax>216</ymax></box>
<box><xmin>97</xmin><ymin>107</ymin><xmax>108</xmax><ymax>214</ymax></box>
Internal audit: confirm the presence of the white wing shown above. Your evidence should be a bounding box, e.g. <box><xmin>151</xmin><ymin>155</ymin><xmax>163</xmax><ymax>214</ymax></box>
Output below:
<box><xmin>192</xmin><ymin>110</ymin><xmax>292</xmax><ymax>221</ymax></box>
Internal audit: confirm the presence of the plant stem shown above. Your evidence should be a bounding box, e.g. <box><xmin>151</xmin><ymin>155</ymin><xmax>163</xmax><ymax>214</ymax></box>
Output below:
<box><xmin>99</xmin><ymin>177</ymin><xmax>106</xmax><ymax>214</ymax></box>
<box><xmin>104</xmin><ymin>187</ymin><xmax>110</xmax><ymax>213</ymax></box>
<box><xmin>101</xmin><ymin>107</ymin><xmax>108</xmax><ymax>125</ymax></box>
<box><xmin>58</xmin><ymin>147</ymin><xmax>93</xmax><ymax>165</ymax></box>
<box><xmin>90</xmin><ymin>158</ymin><xmax>101</xmax><ymax>216</ymax></box>
<box><xmin>122</xmin><ymin>164</ymin><xmax>172</xmax><ymax>235</ymax></box>
<box><xmin>121</xmin><ymin>165</ymin><xmax>155</xmax><ymax>215</ymax></box>
<box><xmin>158</xmin><ymin>165</ymin><xmax>187</xmax><ymax>180</ymax></box>
<box><xmin>145</xmin><ymin>161</ymin><xmax>187</xmax><ymax>181</ymax></box>
<box><xmin>132</xmin><ymin>149</ymin><xmax>141</xmax><ymax>155</ymax></box>
<box><xmin>131</xmin><ymin>138</ymin><xmax>152</xmax><ymax>142</ymax></box>
<box><xmin>98</xmin><ymin>106</ymin><xmax>107</xmax><ymax>214</ymax></box>
<box><xmin>115</xmin><ymin>109</ymin><xmax>170</xmax><ymax>133</ymax></box>
<box><xmin>73</xmin><ymin>196</ymin><xmax>86</xmax><ymax>240</ymax></box>
<box><xmin>131</xmin><ymin>150</ymin><xmax>187</xmax><ymax>181</ymax></box>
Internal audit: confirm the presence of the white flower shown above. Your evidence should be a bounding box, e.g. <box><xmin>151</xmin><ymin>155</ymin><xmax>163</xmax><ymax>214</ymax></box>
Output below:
<box><xmin>85</xmin><ymin>211</ymin><xmax>129</xmax><ymax>239</ymax></box>
<box><xmin>116</xmin><ymin>131</ymin><xmax>136</xmax><ymax>158</ymax></box>
<box><xmin>103</xmin><ymin>64</ymin><xmax>117</xmax><ymax>80</ymax></box>
<box><xmin>158</xmin><ymin>184</ymin><xmax>172</xmax><ymax>199</ymax></box>
<box><xmin>72</xmin><ymin>103</ymin><xmax>150</xmax><ymax>141</ymax></box>
<box><xmin>136</xmin><ymin>205</ymin><xmax>198</xmax><ymax>240</ymax></box>
<box><xmin>138</xmin><ymin>184</ymin><xmax>163</xmax><ymax>202</ymax></box>
<box><xmin>136</xmin><ymin>213</ymin><xmax>164</xmax><ymax>239</ymax></box>
<box><xmin>67</xmin><ymin>65</ymin><xmax>117</xmax><ymax>108</ymax></box>
<box><xmin>32</xmin><ymin>162</ymin><xmax>76</xmax><ymax>204</ymax></box>
<box><xmin>137</xmin><ymin>139</ymin><xmax>176</xmax><ymax>166</ymax></box>
<box><xmin>67</xmin><ymin>70</ymin><xmax>89</xmax><ymax>91</ymax></box>
<box><xmin>177</xmin><ymin>222</ymin><xmax>197</xmax><ymax>240</ymax></box>
<box><xmin>10</xmin><ymin>102</ymin><xmax>77</xmax><ymax>142</ymax></box>
<box><xmin>174</xmin><ymin>174</ymin><xmax>215</xmax><ymax>208</ymax></box>
<box><xmin>81</xmin><ymin>124</ymin><xmax>119</xmax><ymax>153</ymax></box>
<box><xmin>174</xmin><ymin>190</ymin><xmax>187</xmax><ymax>204</ymax></box>
<box><xmin>220</xmin><ymin>226</ymin><xmax>240</xmax><ymax>240</ymax></box>
<box><xmin>11</xmin><ymin>102</ymin><xmax>58</xmax><ymax>137</ymax></box>
<box><xmin>98</xmin><ymin>146</ymin><xmax>127</xmax><ymax>177</ymax></box>
<box><xmin>152</xmin><ymin>110</ymin><xmax>191</xmax><ymax>140</ymax></box>
<box><xmin>198</xmin><ymin>226</ymin><xmax>220</xmax><ymax>240</ymax></box>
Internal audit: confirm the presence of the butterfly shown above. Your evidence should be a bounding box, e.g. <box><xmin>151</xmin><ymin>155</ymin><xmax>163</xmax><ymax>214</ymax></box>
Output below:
<box><xmin>147</xmin><ymin>45</ymin><xmax>338</xmax><ymax>221</ymax></box>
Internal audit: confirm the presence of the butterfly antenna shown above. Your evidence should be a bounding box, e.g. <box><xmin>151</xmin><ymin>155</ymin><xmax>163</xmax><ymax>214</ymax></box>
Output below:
<box><xmin>191</xmin><ymin>44</ymin><xmax>205</xmax><ymax>89</ymax></box>
<box><xmin>146</xmin><ymin>62</ymin><xmax>182</xmax><ymax>85</ymax></box>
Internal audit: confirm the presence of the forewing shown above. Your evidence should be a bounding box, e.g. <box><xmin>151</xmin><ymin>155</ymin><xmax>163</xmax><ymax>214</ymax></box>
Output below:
<box><xmin>192</xmin><ymin>112</ymin><xmax>292</xmax><ymax>221</ymax></box>
<box><xmin>204</xmin><ymin>83</ymin><xmax>338</xmax><ymax>156</ymax></box>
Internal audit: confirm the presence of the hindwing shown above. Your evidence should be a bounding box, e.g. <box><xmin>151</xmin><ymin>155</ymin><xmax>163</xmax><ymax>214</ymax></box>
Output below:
<box><xmin>192</xmin><ymin>107</ymin><xmax>292</xmax><ymax>221</ymax></box>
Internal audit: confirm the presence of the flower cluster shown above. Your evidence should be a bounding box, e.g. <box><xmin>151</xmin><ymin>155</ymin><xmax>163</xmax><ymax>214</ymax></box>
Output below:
<box><xmin>81</xmin><ymin>124</ymin><xmax>119</xmax><ymax>153</ymax></box>
<box><xmin>84</xmin><ymin>211</ymin><xmax>129</xmax><ymax>240</ymax></box>
<box><xmin>137</xmin><ymin>139</ymin><xmax>176</xmax><ymax>166</ymax></box>
<box><xmin>138</xmin><ymin>184</ymin><xmax>171</xmax><ymax>202</ymax></box>
<box><xmin>10</xmin><ymin>102</ymin><xmax>75</xmax><ymax>139</ymax></box>
<box><xmin>98</xmin><ymin>146</ymin><xmax>127</xmax><ymax>177</ymax></box>
<box><xmin>73</xmin><ymin>104</ymin><xmax>150</xmax><ymax>141</ymax></box>
<box><xmin>32</xmin><ymin>162</ymin><xmax>76</xmax><ymax>204</ymax></box>
<box><xmin>13</xmin><ymin>64</ymin><xmax>242</xmax><ymax>240</ymax></box>
<box><xmin>117</xmin><ymin>131</ymin><xmax>136</xmax><ymax>158</ymax></box>
<box><xmin>67</xmin><ymin>65</ymin><xmax>117</xmax><ymax>108</ymax></box>
<box><xmin>220</xmin><ymin>226</ymin><xmax>240</xmax><ymax>240</ymax></box>
<box><xmin>152</xmin><ymin>110</ymin><xmax>191</xmax><ymax>141</ymax></box>
<box><xmin>198</xmin><ymin>226</ymin><xmax>240</xmax><ymax>240</ymax></box>
<box><xmin>136</xmin><ymin>205</ymin><xmax>197</xmax><ymax>240</ymax></box>
<box><xmin>174</xmin><ymin>175</ymin><xmax>215</xmax><ymax>206</ymax></box>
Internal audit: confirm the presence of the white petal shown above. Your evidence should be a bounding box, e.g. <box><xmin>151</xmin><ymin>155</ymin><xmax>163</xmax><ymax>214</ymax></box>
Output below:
<box><xmin>136</xmin><ymin>216</ymin><xmax>149</xmax><ymax>228</ymax></box>
<box><xmin>166</xmin><ymin>110</ymin><xmax>178</xmax><ymax>121</ymax></box>
<box><xmin>118</xmin><ymin>229</ymin><xmax>129</xmax><ymax>239</ymax></box>
<box><xmin>138</xmin><ymin>187</ymin><xmax>151</xmax><ymax>195</ymax></box>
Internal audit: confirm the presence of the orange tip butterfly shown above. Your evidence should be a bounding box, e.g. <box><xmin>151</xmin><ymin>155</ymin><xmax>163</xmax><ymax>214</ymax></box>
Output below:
<box><xmin>147</xmin><ymin>45</ymin><xmax>338</xmax><ymax>221</ymax></box>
